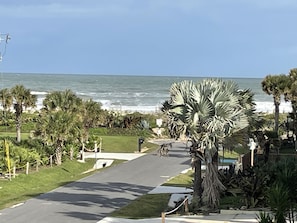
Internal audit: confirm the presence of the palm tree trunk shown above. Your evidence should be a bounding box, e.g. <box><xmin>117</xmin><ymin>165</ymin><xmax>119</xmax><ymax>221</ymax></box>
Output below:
<box><xmin>275</xmin><ymin>100</ymin><xmax>280</xmax><ymax>135</ymax></box>
<box><xmin>193</xmin><ymin>158</ymin><xmax>202</xmax><ymax>204</ymax></box>
<box><xmin>291</xmin><ymin>104</ymin><xmax>297</xmax><ymax>151</ymax></box>
<box><xmin>202</xmin><ymin>152</ymin><xmax>225</xmax><ymax>210</ymax></box>
<box><xmin>55</xmin><ymin>145</ymin><xmax>63</xmax><ymax>165</ymax></box>
<box><xmin>16</xmin><ymin>115</ymin><xmax>21</xmax><ymax>143</ymax></box>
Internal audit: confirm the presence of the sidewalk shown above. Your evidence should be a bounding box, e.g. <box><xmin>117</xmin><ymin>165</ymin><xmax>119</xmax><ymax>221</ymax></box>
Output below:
<box><xmin>99</xmin><ymin>212</ymin><xmax>258</xmax><ymax>223</ymax></box>
<box><xmin>84</xmin><ymin>152</ymin><xmax>145</xmax><ymax>160</ymax></box>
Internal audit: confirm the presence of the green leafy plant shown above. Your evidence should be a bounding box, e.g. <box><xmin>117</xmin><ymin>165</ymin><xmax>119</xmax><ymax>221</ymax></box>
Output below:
<box><xmin>268</xmin><ymin>184</ymin><xmax>289</xmax><ymax>223</ymax></box>
<box><xmin>256</xmin><ymin>211</ymin><xmax>273</xmax><ymax>223</ymax></box>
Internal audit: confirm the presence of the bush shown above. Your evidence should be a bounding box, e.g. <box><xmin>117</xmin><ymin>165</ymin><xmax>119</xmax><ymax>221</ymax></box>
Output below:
<box><xmin>256</xmin><ymin>211</ymin><xmax>273</xmax><ymax>223</ymax></box>
<box><xmin>0</xmin><ymin>140</ymin><xmax>42</xmax><ymax>172</ymax></box>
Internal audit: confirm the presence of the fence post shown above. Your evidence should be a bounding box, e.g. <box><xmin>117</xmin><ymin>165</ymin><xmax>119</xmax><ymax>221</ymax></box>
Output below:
<box><xmin>26</xmin><ymin>162</ymin><xmax>29</xmax><ymax>175</ymax></box>
<box><xmin>50</xmin><ymin>155</ymin><xmax>53</xmax><ymax>167</ymax></box>
<box><xmin>161</xmin><ymin>212</ymin><xmax>165</xmax><ymax>223</ymax></box>
<box><xmin>184</xmin><ymin>197</ymin><xmax>189</xmax><ymax>213</ymax></box>
<box><xmin>36</xmin><ymin>160</ymin><xmax>39</xmax><ymax>172</ymax></box>
<box><xmin>70</xmin><ymin>147</ymin><xmax>73</xmax><ymax>160</ymax></box>
<box><xmin>13</xmin><ymin>166</ymin><xmax>16</xmax><ymax>178</ymax></box>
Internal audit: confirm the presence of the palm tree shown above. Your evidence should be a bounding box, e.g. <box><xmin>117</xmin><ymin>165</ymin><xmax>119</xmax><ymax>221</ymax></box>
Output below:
<box><xmin>162</xmin><ymin>79</ymin><xmax>249</xmax><ymax>209</ymax></box>
<box><xmin>35</xmin><ymin>90</ymin><xmax>83</xmax><ymax>165</ymax></box>
<box><xmin>36</xmin><ymin>90</ymin><xmax>82</xmax><ymax>165</ymax></box>
<box><xmin>261</xmin><ymin>74</ymin><xmax>290</xmax><ymax>135</ymax></box>
<box><xmin>81</xmin><ymin>99</ymin><xmax>103</xmax><ymax>126</ymax></box>
<box><xmin>225</xmin><ymin>89</ymin><xmax>263</xmax><ymax>150</ymax></box>
<box><xmin>42</xmin><ymin>89</ymin><xmax>82</xmax><ymax>113</ymax></box>
<box><xmin>79</xmin><ymin>99</ymin><xmax>104</xmax><ymax>141</ymax></box>
<box><xmin>36</xmin><ymin>111</ymin><xmax>79</xmax><ymax>165</ymax></box>
<box><xmin>162</xmin><ymin>81</ymin><xmax>203</xmax><ymax>202</ymax></box>
<box><xmin>284</xmin><ymin>68</ymin><xmax>297</xmax><ymax>149</ymax></box>
<box><xmin>10</xmin><ymin>85</ymin><xmax>37</xmax><ymax>142</ymax></box>
<box><xmin>0</xmin><ymin>88</ymin><xmax>13</xmax><ymax>126</ymax></box>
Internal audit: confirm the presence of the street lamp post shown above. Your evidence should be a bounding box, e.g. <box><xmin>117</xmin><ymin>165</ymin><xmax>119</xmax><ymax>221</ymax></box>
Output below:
<box><xmin>248</xmin><ymin>138</ymin><xmax>257</xmax><ymax>167</ymax></box>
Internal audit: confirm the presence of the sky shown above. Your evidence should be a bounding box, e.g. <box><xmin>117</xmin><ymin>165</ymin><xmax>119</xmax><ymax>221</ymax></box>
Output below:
<box><xmin>0</xmin><ymin>0</ymin><xmax>296</xmax><ymax>78</ymax></box>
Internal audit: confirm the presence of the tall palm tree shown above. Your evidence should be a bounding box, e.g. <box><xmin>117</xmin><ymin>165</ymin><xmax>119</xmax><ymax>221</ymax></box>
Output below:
<box><xmin>0</xmin><ymin>88</ymin><xmax>13</xmax><ymax>126</ymax></box>
<box><xmin>36</xmin><ymin>111</ymin><xmax>79</xmax><ymax>165</ymax></box>
<box><xmin>162</xmin><ymin>79</ymin><xmax>249</xmax><ymax>209</ymax></box>
<box><xmin>162</xmin><ymin>81</ymin><xmax>203</xmax><ymax>201</ymax></box>
<box><xmin>36</xmin><ymin>90</ymin><xmax>82</xmax><ymax>165</ymax></box>
<box><xmin>238</xmin><ymin>89</ymin><xmax>263</xmax><ymax>131</ymax></box>
<box><xmin>80</xmin><ymin>99</ymin><xmax>103</xmax><ymax>128</ymax></box>
<box><xmin>42</xmin><ymin>89</ymin><xmax>82</xmax><ymax>113</ymax></box>
<box><xmin>10</xmin><ymin>85</ymin><xmax>37</xmax><ymax>142</ymax></box>
<box><xmin>261</xmin><ymin>74</ymin><xmax>290</xmax><ymax>135</ymax></box>
<box><xmin>284</xmin><ymin>68</ymin><xmax>297</xmax><ymax>150</ymax></box>
<box><xmin>224</xmin><ymin>89</ymin><xmax>264</xmax><ymax>150</ymax></box>
<box><xmin>79</xmin><ymin>99</ymin><xmax>104</xmax><ymax>142</ymax></box>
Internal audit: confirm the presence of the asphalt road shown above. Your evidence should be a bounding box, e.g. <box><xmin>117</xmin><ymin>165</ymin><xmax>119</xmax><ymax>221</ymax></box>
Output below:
<box><xmin>0</xmin><ymin>141</ymin><xmax>191</xmax><ymax>223</ymax></box>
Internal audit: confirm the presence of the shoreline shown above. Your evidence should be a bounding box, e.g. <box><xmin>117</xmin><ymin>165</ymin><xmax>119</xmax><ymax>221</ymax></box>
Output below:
<box><xmin>32</xmin><ymin>95</ymin><xmax>292</xmax><ymax>115</ymax></box>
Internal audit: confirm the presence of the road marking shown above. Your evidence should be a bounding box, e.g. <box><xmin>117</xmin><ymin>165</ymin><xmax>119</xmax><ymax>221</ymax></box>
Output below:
<box><xmin>160</xmin><ymin>175</ymin><xmax>170</xmax><ymax>178</ymax></box>
<box><xmin>42</xmin><ymin>202</ymin><xmax>52</xmax><ymax>205</ymax></box>
<box><xmin>11</xmin><ymin>203</ymin><xmax>24</xmax><ymax>208</ymax></box>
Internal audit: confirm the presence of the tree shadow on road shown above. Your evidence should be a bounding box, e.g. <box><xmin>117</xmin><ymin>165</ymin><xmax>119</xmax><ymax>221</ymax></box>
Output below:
<box><xmin>36</xmin><ymin>181</ymin><xmax>154</xmax><ymax>221</ymax></box>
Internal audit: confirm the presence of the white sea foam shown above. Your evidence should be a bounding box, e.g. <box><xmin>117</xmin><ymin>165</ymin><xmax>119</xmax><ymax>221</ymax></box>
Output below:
<box><xmin>31</xmin><ymin>91</ymin><xmax>48</xmax><ymax>95</ymax></box>
<box><xmin>2</xmin><ymin>73</ymin><xmax>293</xmax><ymax>115</ymax></box>
<box><xmin>31</xmin><ymin>97</ymin><xmax>292</xmax><ymax>114</ymax></box>
<box><xmin>101</xmin><ymin>101</ymin><xmax>292</xmax><ymax>114</ymax></box>
<box><xmin>255</xmin><ymin>101</ymin><xmax>292</xmax><ymax>113</ymax></box>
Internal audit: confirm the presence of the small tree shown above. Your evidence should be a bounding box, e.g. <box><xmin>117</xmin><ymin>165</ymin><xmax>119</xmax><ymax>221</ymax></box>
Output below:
<box><xmin>36</xmin><ymin>111</ymin><xmax>79</xmax><ymax>165</ymax></box>
<box><xmin>0</xmin><ymin>88</ymin><xmax>13</xmax><ymax>126</ymax></box>
<box><xmin>10</xmin><ymin>85</ymin><xmax>37</xmax><ymax>142</ymax></box>
<box><xmin>35</xmin><ymin>90</ymin><xmax>82</xmax><ymax>165</ymax></box>
<box><xmin>284</xmin><ymin>68</ymin><xmax>297</xmax><ymax>150</ymax></box>
<box><xmin>261</xmin><ymin>74</ymin><xmax>290</xmax><ymax>135</ymax></box>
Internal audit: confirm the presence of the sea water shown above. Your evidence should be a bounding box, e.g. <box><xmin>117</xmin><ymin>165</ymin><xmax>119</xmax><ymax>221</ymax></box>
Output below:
<box><xmin>0</xmin><ymin>73</ymin><xmax>292</xmax><ymax>113</ymax></box>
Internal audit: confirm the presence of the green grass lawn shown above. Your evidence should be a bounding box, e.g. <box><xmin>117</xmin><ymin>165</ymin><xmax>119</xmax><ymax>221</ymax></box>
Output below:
<box><xmin>0</xmin><ymin>132</ymin><xmax>30</xmax><ymax>139</ymax></box>
<box><xmin>163</xmin><ymin>169</ymin><xmax>194</xmax><ymax>187</ymax></box>
<box><xmin>99</xmin><ymin>136</ymin><xmax>158</xmax><ymax>153</ymax></box>
<box><xmin>111</xmin><ymin>169</ymin><xmax>194</xmax><ymax>219</ymax></box>
<box><xmin>110</xmin><ymin>193</ymin><xmax>171</xmax><ymax>219</ymax></box>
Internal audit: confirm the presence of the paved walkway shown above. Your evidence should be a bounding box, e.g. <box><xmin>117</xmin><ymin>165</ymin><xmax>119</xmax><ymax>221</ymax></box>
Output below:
<box><xmin>99</xmin><ymin>212</ymin><xmax>258</xmax><ymax>223</ymax></box>
<box><xmin>84</xmin><ymin>152</ymin><xmax>145</xmax><ymax>161</ymax></box>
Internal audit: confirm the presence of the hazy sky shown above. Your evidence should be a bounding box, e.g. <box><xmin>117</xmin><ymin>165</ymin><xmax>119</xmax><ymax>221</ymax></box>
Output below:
<box><xmin>0</xmin><ymin>0</ymin><xmax>296</xmax><ymax>77</ymax></box>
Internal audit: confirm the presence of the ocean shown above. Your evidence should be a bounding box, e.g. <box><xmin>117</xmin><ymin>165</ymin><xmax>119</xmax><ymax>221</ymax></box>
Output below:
<box><xmin>0</xmin><ymin>73</ymin><xmax>292</xmax><ymax>113</ymax></box>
